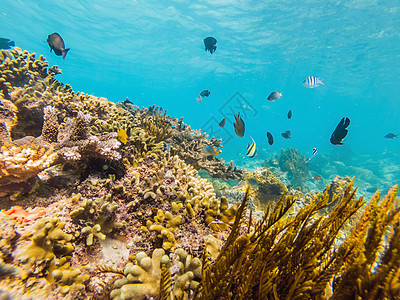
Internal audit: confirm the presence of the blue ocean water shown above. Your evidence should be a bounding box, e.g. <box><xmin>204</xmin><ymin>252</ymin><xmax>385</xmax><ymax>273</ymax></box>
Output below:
<box><xmin>2</xmin><ymin>0</ymin><xmax>400</xmax><ymax>188</ymax></box>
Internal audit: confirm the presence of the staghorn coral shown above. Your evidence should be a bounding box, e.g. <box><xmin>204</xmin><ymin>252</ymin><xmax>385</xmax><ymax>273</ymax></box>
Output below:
<box><xmin>119</xmin><ymin>102</ymin><xmax>244</xmax><ymax>181</ymax></box>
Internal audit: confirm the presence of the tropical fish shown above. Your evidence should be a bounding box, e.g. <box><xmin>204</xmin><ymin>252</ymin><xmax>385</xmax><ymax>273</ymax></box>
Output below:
<box><xmin>47</xmin><ymin>33</ymin><xmax>70</xmax><ymax>59</ymax></box>
<box><xmin>0</xmin><ymin>37</ymin><xmax>15</xmax><ymax>50</ymax></box>
<box><xmin>313</xmin><ymin>174</ymin><xmax>322</xmax><ymax>181</ymax></box>
<box><xmin>204</xmin><ymin>37</ymin><xmax>217</xmax><ymax>54</ymax></box>
<box><xmin>117</xmin><ymin>129</ymin><xmax>128</xmax><ymax>144</ymax></box>
<box><xmin>267</xmin><ymin>91</ymin><xmax>282</xmax><ymax>102</ymax></box>
<box><xmin>330</xmin><ymin>117</ymin><xmax>350</xmax><ymax>145</ymax></box>
<box><xmin>266</xmin><ymin>132</ymin><xmax>274</xmax><ymax>145</ymax></box>
<box><xmin>281</xmin><ymin>130</ymin><xmax>291</xmax><ymax>139</ymax></box>
<box><xmin>233</xmin><ymin>112</ymin><xmax>245</xmax><ymax>137</ymax></box>
<box><xmin>246</xmin><ymin>137</ymin><xmax>257</xmax><ymax>158</ymax></box>
<box><xmin>202</xmin><ymin>145</ymin><xmax>219</xmax><ymax>156</ymax></box>
<box><xmin>196</xmin><ymin>96</ymin><xmax>203</xmax><ymax>103</ymax></box>
<box><xmin>200</xmin><ymin>90</ymin><xmax>210</xmax><ymax>97</ymax></box>
<box><xmin>219</xmin><ymin>118</ymin><xmax>226</xmax><ymax>128</ymax></box>
<box><xmin>287</xmin><ymin>109</ymin><xmax>292</xmax><ymax>119</ymax></box>
<box><xmin>384</xmin><ymin>133</ymin><xmax>399</xmax><ymax>139</ymax></box>
<box><xmin>247</xmin><ymin>178</ymin><xmax>259</xmax><ymax>188</ymax></box>
<box><xmin>124</xmin><ymin>97</ymin><xmax>134</xmax><ymax>105</ymax></box>
<box><xmin>164</xmin><ymin>141</ymin><xmax>171</xmax><ymax>152</ymax></box>
<box><xmin>303</xmin><ymin>76</ymin><xmax>324</xmax><ymax>88</ymax></box>
<box><xmin>312</xmin><ymin>147</ymin><xmax>318</xmax><ymax>157</ymax></box>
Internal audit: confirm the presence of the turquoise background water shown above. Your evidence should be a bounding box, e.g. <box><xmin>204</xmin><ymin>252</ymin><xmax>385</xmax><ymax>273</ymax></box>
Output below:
<box><xmin>2</xmin><ymin>0</ymin><xmax>400</xmax><ymax>180</ymax></box>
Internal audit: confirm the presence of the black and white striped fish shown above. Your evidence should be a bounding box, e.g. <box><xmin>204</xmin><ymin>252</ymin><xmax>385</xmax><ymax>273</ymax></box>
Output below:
<box><xmin>302</xmin><ymin>76</ymin><xmax>324</xmax><ymax>88</ymax></box>
<box><xmin>246</xmin><ymin>137</ymin><xmax>257</xmax><ymax>158</ymax></box>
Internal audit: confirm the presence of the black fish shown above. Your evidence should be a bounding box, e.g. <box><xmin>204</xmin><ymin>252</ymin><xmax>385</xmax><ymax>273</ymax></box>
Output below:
<box><xmin>384</xmin><ymin>133</ymin><xmax>399</xmax><ymax>139</ymax></box>
<box><xmin>233</xmin><ymin>112</ymin><xmax>245</xmax><ymax>137</ymax></box>
<box><xmin>124</xmin><ymin>97</ymin><xmax>134</xmax><ymax>105</ymax></box>
<box><xmin>281</xmin><ymin>130</ymin><xmax>291</xmax><ymax>139</ymax></box>
<box><xmin>0</xmin><ymin>37</ymin><xmax>15</xmax><ymax>50</ymax></box>
<box><xmin>266</xmin><ymin>132</ymin><xmax>274</xmax><ymax>145</ymax></box>
<box><xmin>204</xmin><ymin>37</ymin><xmax>217</xmax><ymax>54</ymax></box>
<box><xmin>200</xmin><ymin>90</ymin><xmax>210</xmax><ymax>97</ymax></box>
<box><xmin>47</xmin><ymin>33</ymin><xmax>70</xmax><ymax>59</ymax></box>
<box><xmin>330</xmin><ymin>117</ymin><xmax>350</xmax><ymax>145</ymax></box>
<box><xmin>287</xmin><ymin>109</ymin><xmax>292</xmax><ymax>119</ymax></box>
<box><xmin>219</xmin><ymin>118</ymin><xmax>226</xmax><ymax>128</ymax></box>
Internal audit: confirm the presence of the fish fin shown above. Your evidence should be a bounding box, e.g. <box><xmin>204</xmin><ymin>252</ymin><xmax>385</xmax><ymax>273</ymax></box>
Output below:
<box><xmin>62</xmin><ymin>48</ymin><xmax>70</xmax><ymax>60</ymax></box>
<box><xmin>343</xmin><ymin>117</ymin><xmax>350</xmax><ymax>128</ymax></box>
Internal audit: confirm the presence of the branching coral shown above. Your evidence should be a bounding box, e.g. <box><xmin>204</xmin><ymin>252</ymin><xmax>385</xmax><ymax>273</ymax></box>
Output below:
<box><xmin>70</xmin><ymin>193</ymin><xmax>123</xmax><ymax>246</ymax></box>
<box><xmin>110</xmin><ymin>248</ymin><xmax>170</xmax><ymax>300</ymax></box>
<box><xmin>119</xmin><ymin>102</ymin><xmax>244</xmax><ymax>181</ymax></box>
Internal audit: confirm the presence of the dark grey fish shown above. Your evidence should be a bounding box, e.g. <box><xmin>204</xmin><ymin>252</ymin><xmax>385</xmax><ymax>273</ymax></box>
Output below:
<box><xmin>47</xmin><ymin>33</ymin><xmax>70</xmax><ymax>59</ymax></box>
<box><xmin>124</xmin><ymin>97</ymin><xmax>134</xmax><ymax>105</ymax></box>
<box><xmin>287</xmin><ymin>109</ymin><xmax>292</xmax><ymax>119</ymax></box>
<box><xmin>366</xmin><ymin>186</ymin><xmax>377</xmax><ymax>193</ymax></box>
<box><xmin>233</xmin><ymin>112</ymin><xmax>245</xmax><ymax>137</ymax></box>
<box><xmin>204</xmin><ymin>37</ymin><xmax>217</xmax><ymax>54</ymax></box>
<box><xmin>266</xmin><ymin>132</ymin><xmax>274</xmax><ymax>145</ymax></box>
<box><xmin>219</xmin><ymin>118</ymin><xmax>226</xmax><ymax>128</ymax></box>
<box><xmin>330</xmin><ymin>117</ymin><xmax>350</xmax><ymax>145</ymax></box>
<box><xmin>200</xmin><ymin>90</ymin><xmax>210</xmax><ymax>97</ymax></box>
<box><xmin>384</xmin><ymin>133</ymin><xmax>399</xmax><ymax>139</ymax></box>
<box><xmin>281</xmin><ymin>130</ymin><xmax>291</xmax><ymax>139</ymax></box>
<box><xmin>247</xmin><ymin>178</ymin><xmax>259</xmax><ymax>188</ymax></box>
<box><xmin>0</xmin><ymin>37</ymin><xmax>15</xmax><ymax>50</ymax></box>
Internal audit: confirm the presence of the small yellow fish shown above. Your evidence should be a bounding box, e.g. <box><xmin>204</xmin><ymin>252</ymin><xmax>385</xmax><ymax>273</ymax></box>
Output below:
<box><xmin>117</xmin><ymin>128</ymin><xmax>128</xmax><ymax>144</ymax></box>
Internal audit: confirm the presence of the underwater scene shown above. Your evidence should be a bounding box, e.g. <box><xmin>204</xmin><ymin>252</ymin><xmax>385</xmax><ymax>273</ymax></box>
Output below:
<box><xmin>1</xmin><ymin>0</ymin><xmax>400</xmax><ymax>299</ymax></box>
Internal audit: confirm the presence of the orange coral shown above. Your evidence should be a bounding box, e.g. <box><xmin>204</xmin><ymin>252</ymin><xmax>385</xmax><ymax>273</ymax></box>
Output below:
<box><xmin>4</xmin><ymin>206</ymin><xmax>46</xmax><ymax>224</ymax></box>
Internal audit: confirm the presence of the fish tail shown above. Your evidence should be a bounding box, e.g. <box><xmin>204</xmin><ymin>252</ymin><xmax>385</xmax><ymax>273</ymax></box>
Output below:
<box><xmin>318</xmin><ymin>78</ymin><xmax>324</xmax><ymax>85</ymax></box>
<box><xmin>62</xmin><ymin>48</ymin><xmax>70</xmax><ymax>60</ymax></box>
<box><xmin>9</xmin><ymin>41</ymin><xmax>15</xmax><ymax>46</ymax></box>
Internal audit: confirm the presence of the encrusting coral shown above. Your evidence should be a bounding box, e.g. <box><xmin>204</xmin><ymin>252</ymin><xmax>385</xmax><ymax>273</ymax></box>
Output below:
<box><xmin>1</xmin><ymin>47</ymin><xmax>399</xmax><ymax>299</ymax></box>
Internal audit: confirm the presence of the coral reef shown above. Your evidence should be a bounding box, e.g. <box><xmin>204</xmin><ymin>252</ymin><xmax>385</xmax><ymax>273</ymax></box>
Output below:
<box><xmin>1</xmin><ymin>48</ymin><xmax>399</xmax><ymax>299</ymax></box>
<box><xmin>264</xmin><ymin>147</ymin><xmax>310</xmax><ymax>189</ymax></box>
